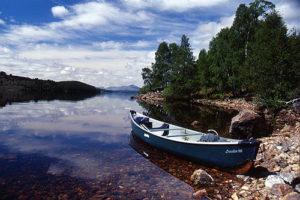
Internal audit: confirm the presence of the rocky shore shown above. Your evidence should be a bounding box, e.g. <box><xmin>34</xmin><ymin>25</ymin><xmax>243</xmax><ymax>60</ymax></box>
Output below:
<box><xmin>135</xmin><ymin>91</ymin><xmax>164</xmax><ymax>106</ymax></box>
<box><xmin>135</xmin><ymin>92</ymin><xmax>300</xmax><ymax>199</ymax></box>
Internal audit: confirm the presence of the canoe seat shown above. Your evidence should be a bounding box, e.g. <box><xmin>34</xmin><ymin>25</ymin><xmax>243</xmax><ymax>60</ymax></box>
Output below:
<box><xmin>134</xmin><ymin>117</ymin><xmax>149</xmax><ymax>124</ymax></box>
<box><xmin>198</xmin><ymin>133</ymin><xmax>220</xmax><ymax>142</ymax></box>
<box><xmin>150</xmin><ymin>123</ymin><xmax>169</xmax><ymax>136</ymax></box>
<box><xmin>135</xmin><ymin>117</ymin><xmax>152</xmax><ymax>128</ymax></box>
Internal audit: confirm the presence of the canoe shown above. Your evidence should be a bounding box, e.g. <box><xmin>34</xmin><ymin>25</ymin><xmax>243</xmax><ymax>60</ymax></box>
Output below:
<box><xmin>130</xmin><ymin>110</ymin><xmax>261</xmax><ymax>172</ymax></box>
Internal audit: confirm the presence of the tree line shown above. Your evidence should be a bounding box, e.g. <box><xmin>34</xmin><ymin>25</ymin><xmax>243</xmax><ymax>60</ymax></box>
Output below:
<box><xmin>140</xmin><ymin>0</ymin><xmax>300</xmax><ymax>110</ymax></box>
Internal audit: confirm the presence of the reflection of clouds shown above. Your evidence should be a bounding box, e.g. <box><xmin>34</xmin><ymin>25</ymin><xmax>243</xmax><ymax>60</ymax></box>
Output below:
<box><xmin>0</xmin><ymin>95</ymin><xmax>194</xmax><ymax>196</ymax></box>
<box><xmin>0</xmin><ymin>94</ymin><xmax>146</xmax><ymax>181</ymax></box>
<box><xmin>0</xmin><ymin>94</ymin><xmax>143</xmax><ymax>133</ymax></box>
<box><xmin>47</xmin><ymin>162</ymin><xmax>67</xmax><ymax>175</ymax></box>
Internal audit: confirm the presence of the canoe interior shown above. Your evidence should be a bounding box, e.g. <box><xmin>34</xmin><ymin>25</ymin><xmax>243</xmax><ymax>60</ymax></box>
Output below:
<box><xmin>132</xmin><ymin>111</ymin><xmax>239</xmax><ymax>144</ymax></box>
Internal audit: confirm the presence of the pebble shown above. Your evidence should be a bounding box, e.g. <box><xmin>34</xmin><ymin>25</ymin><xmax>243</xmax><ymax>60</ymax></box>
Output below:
<box><xmin>241</xmin><ymin>185</ymin><xmax>249</xmax><ymax>190</ymax></box>
<box><xmin>190</xmin><ymin>169</ymin><xmax>214</xmax><ymax>185</ymax></box>
<box><xmin>231</xmin><ymin>192</ymin><xmax>238</xmax><ymax>200</ymax></box>
<box><xmin>192</xmin><ymin>189</ymin><xmax>208</xmax><ymax>199</ymax></box>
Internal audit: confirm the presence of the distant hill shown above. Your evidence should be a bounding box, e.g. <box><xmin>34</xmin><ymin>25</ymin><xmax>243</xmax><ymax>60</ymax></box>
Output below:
<box><xmin>106</xmin><ymin>85</ymin><xmax>140</xmax><ymax>92</ymax></box>
<box><xmin>0</xmin><ymin>71</ymin><xmax>102</xmax><ymax>106</ymax></box>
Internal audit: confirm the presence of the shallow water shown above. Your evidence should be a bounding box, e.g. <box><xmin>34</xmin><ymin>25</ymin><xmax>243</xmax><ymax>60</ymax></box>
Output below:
<box><xmin>0</xmin><ymin>93</ymin><xmax>240</xmax><ymax>199</ymax></box>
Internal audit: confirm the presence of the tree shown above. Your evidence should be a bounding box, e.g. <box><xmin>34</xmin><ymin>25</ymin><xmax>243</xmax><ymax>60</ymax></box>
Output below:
<box><xmin>151</xmin><ymin>42</ymin><xmax>171</xmax><ymax>90</ymax></box>
<box><xmin>286</xmin><ymin>30</ymin><xmax>300</xmax><ymax>99</ymax></box>
<box><xmin>208</xmin><ymin>27</ymin><xmax>242</xmax><ymax>95</ymax></box>
<box><xmin>141</xmin><ymin>67</ymin><xmax>152</xmax><ymax>87</ymax></box>
<box><xmin>171</xmin><ymin>35</ymin><xmax>196</xmax><ymax>94</ymax></box>
<box><xmin>195</xmin><ymin>49</ymin><xmax>211</xmax><ymax>97</ymax></box>
<box><xmin>246</xmin><ymin>11</ymin><xmax>291</xmax><ymax>109</ymax></box>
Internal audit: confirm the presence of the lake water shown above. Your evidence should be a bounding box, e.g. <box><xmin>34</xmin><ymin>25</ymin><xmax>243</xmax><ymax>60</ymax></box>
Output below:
<box><xmin>0</xmin><ymin>93</ymin><xmax>240</xmax><ymax>200</ymax></box>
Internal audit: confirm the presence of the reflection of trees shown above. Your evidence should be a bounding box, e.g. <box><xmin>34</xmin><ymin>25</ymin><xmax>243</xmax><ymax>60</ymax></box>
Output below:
<box><xmin>138</xmin><ymin>101</ymin><xmax>238</xmax><ymax>138</ymax></box>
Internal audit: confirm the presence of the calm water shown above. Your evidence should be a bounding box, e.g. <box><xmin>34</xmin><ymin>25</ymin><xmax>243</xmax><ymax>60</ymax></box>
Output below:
<box><xmin>0</xmin><ymin>93</ymin><xmax>240</xmax><ymax>200</ymax></box>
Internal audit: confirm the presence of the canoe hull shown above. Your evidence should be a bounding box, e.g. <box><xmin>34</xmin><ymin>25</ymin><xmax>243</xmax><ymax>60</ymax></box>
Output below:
<box><xmin>130</xmin><ymin>113</ymin><xmax>261</xmax><ymax>169</ymax></box>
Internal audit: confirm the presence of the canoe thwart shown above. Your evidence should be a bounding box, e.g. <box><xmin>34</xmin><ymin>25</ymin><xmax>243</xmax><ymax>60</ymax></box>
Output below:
<box><xmin>166</xmin><ymin>133</ymin><xmax>204</xmax><ymax>138</ymax></box>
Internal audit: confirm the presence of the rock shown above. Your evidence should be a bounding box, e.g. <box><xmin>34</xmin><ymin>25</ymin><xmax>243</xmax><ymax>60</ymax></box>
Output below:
<box><xmin>270</xmin><ymin>184</ymin><xmax>293</xmax><ymax>197</ymax></box>
<box><xmin>295</xmin><ymin>184</ymin><xmax>300</xmax><ymax>193</ymax></box>
<box><xmin>231</xmin><ymin>192</ymin><xmax>239</xmax><ymax>200</ymax></box>
<box><xmin>192</xmin><ymin>189</ymin><xmax>208</xmax><ymax>199</ymax></box>
<box><xmin>241</xmin><ymin>185</ymin><xmax>249</xmax><ymax>190</ymax></box>
<box><xmin>282</xmin><ymin>192</ymin><xmax>300</xmax><ymax>200</ymax></box>
<box><xmin>229</xmin><ymin>109</ymin><xmax>272</xmax><ymax>138</ymax></box>
<box><xmin>191</xmin><ymin>121</ymin><xmax>200</xmax><ymax>127</ymax></box>
<box><xmin>292</xmin><ymin>102</ymin><xmax>300</xmax><ymax>114</ymax></box>
<box><xmin>279</xmin><ymin>172</ymin><xmax>294</xmax><ymax>185</ymax></box>
<box><xmin>278</xmin><ymin>109</ymin><xmax>287</xmax><ymax>116</ymax></box>
<box><xmin>191</xmin><ymin>169</ymin><xmax>214</xmax><ymax>185</ymax></box>
<box><xmin>265</xmin><ymin>175</ymin><xmax>285</xmax><ymax>188</ymax></box>
<box><xmin>58</xmin><ymin>194</ymin><xmax>68</xmax><ymax>200</ymax></box>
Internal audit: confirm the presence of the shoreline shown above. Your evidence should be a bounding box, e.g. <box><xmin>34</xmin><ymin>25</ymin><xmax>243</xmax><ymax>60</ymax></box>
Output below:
<box><xmin>135</xmin><ymin>92</ymin><xmax>300</xmax><ymax>199</ymax></box>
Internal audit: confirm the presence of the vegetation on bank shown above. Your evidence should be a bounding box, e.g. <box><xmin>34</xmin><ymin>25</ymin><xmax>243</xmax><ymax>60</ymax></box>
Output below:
<box><xmin>0</xmin><ymin>71</ymin><xmax>101</xmax><ymax>105</ymax></box>
<box><xmin>0</xmin><ymin>71</ymin><xmax>101</xmax><ymax>94</ymax></box>
<box><xmin>139</xmin><ymin>0</ymin><xmax>300</xmax><ymax>111</ymax></box>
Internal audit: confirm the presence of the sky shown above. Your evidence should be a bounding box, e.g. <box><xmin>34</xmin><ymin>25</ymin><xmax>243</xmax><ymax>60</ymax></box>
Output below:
<box><xmin>0</xmin><ymin>0</ymin><xmax>299</xmax><ymax>88</ymax></box>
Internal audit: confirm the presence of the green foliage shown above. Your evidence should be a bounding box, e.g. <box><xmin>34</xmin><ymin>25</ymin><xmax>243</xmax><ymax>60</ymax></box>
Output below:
<box><xmin>138</xmin><ymin>85</ymin><xmax>151</xmax><ymax>94</ymax></box>
<box><xmin>140</xmin><ymin>0</ymin><xmax>299</xmax><ymax>110</ymax></box>
<box><xmin>141</xmin><ymin>67</ymin><xmax>152</xmax><ymax>87</ymax></box>
<box><xmin>140</xmin><ymin>35</ymin><xmax>196</xmax><ymax>96</ymax></box>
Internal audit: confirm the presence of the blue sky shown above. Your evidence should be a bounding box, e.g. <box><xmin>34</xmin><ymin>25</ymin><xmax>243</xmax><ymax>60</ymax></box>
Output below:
<box><xmin>0</xmin><ymin>0</ymin><xmax>299</xmax><ymax>87</ymax></box>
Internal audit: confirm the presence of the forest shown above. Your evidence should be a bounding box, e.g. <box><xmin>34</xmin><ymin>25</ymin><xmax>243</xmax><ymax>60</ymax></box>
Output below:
<box><xmin>139</xmin><ymin>0</ymin><xmax>300</xmax><ymax>111</ymax></box>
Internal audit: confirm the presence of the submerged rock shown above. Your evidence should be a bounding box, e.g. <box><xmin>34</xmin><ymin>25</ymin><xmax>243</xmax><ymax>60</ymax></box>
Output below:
<box><xmin>191</xmin><ymin>169</ymin><xmax>214</xmax><ymax>185</ymax></box>
<box><xmin>192</xmin><ymin>189</ymin><xmax>208</xmax><ymax>199</ymax></box>
<box><xmin>229</xmin><ymin>109</ymin><xmax>272</xmax><ymax>138</ymax></box>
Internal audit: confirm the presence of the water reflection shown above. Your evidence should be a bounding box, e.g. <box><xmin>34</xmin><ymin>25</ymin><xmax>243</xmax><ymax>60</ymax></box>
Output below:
<box><xmin>0</xmin><ymin>93</ymin><xmax>239</xmax><ymax>199</ymax></box>
<box><xmin>0</xmin><ymin>89</ymin><xmax>100</xmax><ymax>107</ymax></box>
<box><xmin>139</xmin><ymin>101</ymin><xmax>238</xmax><ymax>138</ymax></box>
<box><xmin>0</xmin><ymin>93</ymin><xmax>197</xmax><ymax>199</ymax></box>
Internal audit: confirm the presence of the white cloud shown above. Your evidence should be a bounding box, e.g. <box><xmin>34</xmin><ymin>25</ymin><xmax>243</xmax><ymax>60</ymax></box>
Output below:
<box><xmin>277</xmin><ymin>1</ymin><xmax>300</xmax><ymax>30</ymax></box>
<box><xmin>0</xmin><ymin>43</ymin><xmax>152</xmax><ymax>87</ymax></box>
<box><xmin>5</xmin><ymin>0</ymin><xmax>295</xmax><ymax>88</ymax></box>
<box><xmin>122</xmin><ymin>0</ymin><xmax>228</xmax><ymax>12</ymax></box>
<box><xmin>93</xmin><ymin>41</ymin><xmax>124</xmax><ymax>50</ymax></box>
<box><xmin>1</xmin><ymin>1</ymin><xmax>154</xmax><ymax>46</ymax></box>
<box><xmin>1</xmin><ymin>24</ymin><xmax>70</xmax><ymax>45</ymax></box>
<box><xmin>92</xmin><ymin>40</ymin><xmax>152</xmax><ymax>50</ymax></box>
<box><xmin>51</xmin><ymin>6</ymin><xmax>69</xmax><ymax>17</ymax></box>
<box><xmin>191</xmin><ymin>15</ymin><xmax>234</xmax><ymax>51</ymax></box>
<box><xmin>50</xmin><ymin>1</ymin><xmax>152</xmax><ymax>30</ymax></box>
<box><xmin>0</xmin><ymin>18</ymin><xmax>5</xmax><ymax>25</ymax></box>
